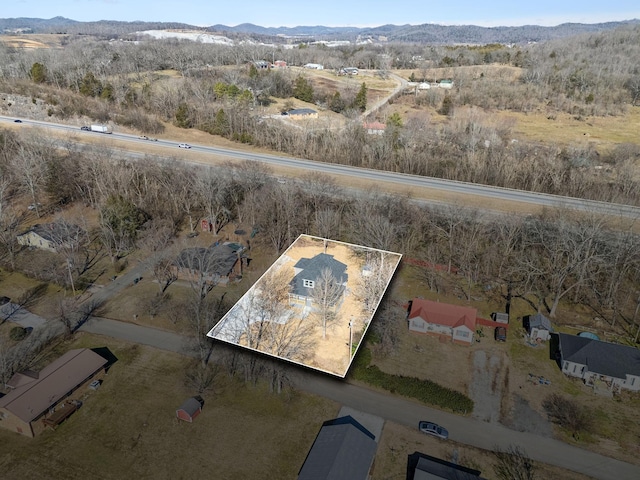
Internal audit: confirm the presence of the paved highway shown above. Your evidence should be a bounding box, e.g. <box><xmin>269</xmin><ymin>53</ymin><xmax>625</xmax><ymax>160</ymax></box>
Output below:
<box><xmin>3</xmin><ymin>115</ymin><xmax>639</xmax><ymax>218</ymax></box>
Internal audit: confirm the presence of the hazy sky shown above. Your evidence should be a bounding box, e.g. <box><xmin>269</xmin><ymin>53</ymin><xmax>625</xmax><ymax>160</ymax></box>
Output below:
<box><xmin>4</xmin><ymin>0</ymin><xmax>640</xmax><ymax>28</ymax></box>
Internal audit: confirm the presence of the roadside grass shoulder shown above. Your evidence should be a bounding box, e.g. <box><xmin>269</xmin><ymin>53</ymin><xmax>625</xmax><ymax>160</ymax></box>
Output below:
<box><xmin>350</xmin><ymin>347</ymin><xmax>474</xmax><ymax>414</ymax></box>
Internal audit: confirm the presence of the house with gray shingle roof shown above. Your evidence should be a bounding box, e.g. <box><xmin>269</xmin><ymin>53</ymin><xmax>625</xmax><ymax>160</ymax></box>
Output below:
<box><xmin>17</xmin><ymin>222</ymin><xmax>86</xmax><ymax>253</ymax></box>
<box><xmin>289</xmin><ymin>253</ymin><xmax>347</xmax><ymax>308</ymax></box>
<box><xmin>297</xmin><ymin>415</ymin><xmax>377</xmax><ymax>480</ymax></box>
<box><xmin>557</xmin><ymin>333</ymin><xmax>640</xmax><ymax>392</ymax></box>
<box><xmin>523</xmin><ymin>313</ymin><xmax>553</xmax><ymax>341</ymax></box>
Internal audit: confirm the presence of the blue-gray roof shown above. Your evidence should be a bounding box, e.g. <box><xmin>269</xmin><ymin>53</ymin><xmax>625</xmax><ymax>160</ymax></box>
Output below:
<box><xmin>524</xmin><ymin>313</ymin><xmax>553</xmax><ymax>332</ymax></box>
<box><xmin>559</xmin><ymin>333</ymin><xmax>640</xmax><ymax>379</ymax></box>
<box><xmin>291</xmin><ymin>253</ymin><xmax>347</xmax><ymax>297</ymax></box>
<box><xmin>298</xmin><ymin>416</ymin><xmax>376</xmax><ymax>480</ymax></box>
<box><xmin>286</xmin><ymin>108</ymin><xmax>317</xmax><ymax>115</ymax></box>
<box><xmin>408</xmin><ymin>451</ymin><xmax>487</xmax><ymax>480</ymax></box>
<box><xmin>174</xmin><ymin>244</ymin><xmax>239</xmax><ymax>277</ymax></box>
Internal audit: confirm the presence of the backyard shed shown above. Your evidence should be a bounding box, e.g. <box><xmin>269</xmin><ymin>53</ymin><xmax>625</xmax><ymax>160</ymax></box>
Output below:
<box><xmin>176</xmin><ymin>396</ymin><xmax>204</xmax><ymax>423</ymax></box>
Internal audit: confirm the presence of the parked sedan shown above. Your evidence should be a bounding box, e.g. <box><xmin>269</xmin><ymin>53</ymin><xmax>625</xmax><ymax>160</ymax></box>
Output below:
<box><xmin>418</xmin><ymin>421</ymin><xmax>449</xmax><ymax>440</ymax></box>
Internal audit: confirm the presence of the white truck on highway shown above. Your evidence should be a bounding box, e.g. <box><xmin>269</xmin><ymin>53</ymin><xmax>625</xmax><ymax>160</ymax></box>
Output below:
<box><xmin>90</xmin><ymin>124</ymin><xmax>112</xmax><ymax>134</ymax></box>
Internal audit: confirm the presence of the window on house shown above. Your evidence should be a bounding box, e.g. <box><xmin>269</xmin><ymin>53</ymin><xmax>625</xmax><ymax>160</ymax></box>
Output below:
<box><xmin>303</xmin><ymin>279</ymin><xmax>314</xmax><ymax>289</ymax></box>
<box><xmin>573</xmin><ymin>365</ymin><xmax>577</xmax><ymax>373</ymax></box>
<box><xmin>456</xmin><ymin>330</ymin><xmax>469</xmax><ymax>338</ymax></box>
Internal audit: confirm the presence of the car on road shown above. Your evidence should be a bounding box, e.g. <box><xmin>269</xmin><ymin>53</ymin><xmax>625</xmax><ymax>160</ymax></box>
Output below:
<box><xmin>178</xmin><ymin>143</ymin><xmax>191</xmax><ymax>149</ymax></box>
<box><xmin>418</xmin><ymin>421</ymin><xmax>448</xmax><ymax>440</ymax></box>
<box><xmin>80</xmin><ymin>126</ymin><xmax>90</xmax><ymax>131</ymax></box>
<box><xmin>139</xmin><ymin>135</ymin><xmax>149</xmax><ymax>140</ymax></box>
<box><xmin>14</xmin><ymin>119</ymin><xmax>22</xmax><ymax>123</ymax></box>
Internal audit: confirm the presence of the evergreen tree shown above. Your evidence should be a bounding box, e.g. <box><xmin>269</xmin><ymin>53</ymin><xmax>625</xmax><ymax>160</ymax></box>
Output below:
<box><xmin>175</xmin><ymin>103</ymin><xmax>192</xmax><ymax>128</ymax></box>
<box><xmin>213</xmin><ymin>109</ymin><xmax>229</xmax><ymax>136</ymax></box>
<box><xmin>329</xmin><ymin>91</ymin><xmax>345</xmax><ymax>113</ymax></box>
<box><xmin>293</xmin><ymin>76</ymin><xmax>314</xmax><ymax>103</ymax></box>
<box><xmin>354</xmin><ymin>82</ymin><xmax>368</xmax><ymax>112</ymax></box>
<box><xmin>30</xmin><ymin>62</ymin><xmax>46</xmax><ymax>83</ymax></box>
<box><xmin>79</xmin><ymin>71</ymin><xmax>102</xmax><ymax>97</ymax></box>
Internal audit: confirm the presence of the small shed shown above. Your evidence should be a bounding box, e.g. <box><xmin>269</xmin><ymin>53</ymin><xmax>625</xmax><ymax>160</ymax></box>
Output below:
<box><xmin>491</xmin><ymin>312</ymin><xmax>509</xmax><ymax>324</ymax></box>
<box><xmin>523</xmin><ymin>313</ymin><xmax>553</xmax><ymax>341</ymax></box>
<box><xmin>176</xmin><ymin>396</ymin><xmax>204</xmax><ymax>423</ymax></box>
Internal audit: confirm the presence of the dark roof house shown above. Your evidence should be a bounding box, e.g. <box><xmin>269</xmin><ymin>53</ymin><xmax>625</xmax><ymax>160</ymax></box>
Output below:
<box><xmin>290</xmin><ymin>253</ymin><xmax>348</xmax><ymax>300</ymax></box>
<box><xmin>558</xmin><ymin>333</ymin><xmax>640</xmax><ymax>392</ymax></box>
<box><xmin>16</xmin><ymin>222</ymin><xmax>86</xmax><ymax>252</ymax></box>
<box><xmin>173</xmin><ymin>243</ymin><xmax>246</xmax><ymax>285</ymax></box>
<box><xmin>298</xmin><ymin>415</ymin><xmax>377</xmax><ymax>480</ymax></box>
<box><xmin>407</xmin><ymin>451</ymin><xmax>487</xmax><ymax>480</ymax></box>
<box><xmin>283</xmin><ymin>108</ymin><xmax>318</xmax><ymax>119</ymax></box>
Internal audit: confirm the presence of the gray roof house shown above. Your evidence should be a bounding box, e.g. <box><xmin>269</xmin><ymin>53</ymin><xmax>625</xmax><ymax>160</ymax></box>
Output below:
<box><xmin>17</xmin><ymin>222</ymin><xmax>86</xmax><ymax>253</ymax></box>
<box><xmin>523</xmin><ymin>313</ymin><xmax>553</xmax><ymax>341</ymax></box>
<box><xmin>172</xmin><ymin>243</ymin><xmax>246</xmax><ymax>285</ymax></box>
<box><xmin>407</xmin><ymin>451</ymin><xmax>488</xmax><ymax>480</ymax></box>
<box><xmin>290</xmin><ymin>253</ymin><xmax>348</xmax><ymax>305</ymax></box>
<box><xmin>557</xmin><ymin>333</ymin><xmax>640</xmax><ymax>392</ymax></box>
<box><xmin>298</xmin><ymin>415</ymin><xmax>377</xmax><ymax>480</ymax></box>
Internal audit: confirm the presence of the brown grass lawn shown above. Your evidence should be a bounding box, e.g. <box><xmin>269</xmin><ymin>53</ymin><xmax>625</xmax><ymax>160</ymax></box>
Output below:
<box><xmin>0</xmin><ymin>334</ymin><xmax>340</xmax><ymax>480</ymax></box>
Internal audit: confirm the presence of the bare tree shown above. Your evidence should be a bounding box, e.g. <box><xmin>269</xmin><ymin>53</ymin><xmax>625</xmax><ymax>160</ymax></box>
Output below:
<box><xmin>493</xmin><ymin>445</ymin><xmax>537</xmax><ymax>480</ymax></box>
<box><xmin>310</xmin><ymin>267</ymin><xmax>345</xmax><ymax>338</ymax></box>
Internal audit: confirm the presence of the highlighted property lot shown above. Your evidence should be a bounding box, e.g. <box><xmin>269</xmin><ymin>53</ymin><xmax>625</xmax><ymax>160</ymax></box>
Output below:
<box><xmin>208</xmin><ymin>234</ymin><xmax>402</xmax><ymax>377</ymax></box>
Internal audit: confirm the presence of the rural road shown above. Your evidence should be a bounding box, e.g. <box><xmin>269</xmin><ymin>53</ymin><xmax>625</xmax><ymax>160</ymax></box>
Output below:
<box><xmin>79</xmin><ymin>316</ymin><xmax>640</xmax><ymax>480</ymax></box>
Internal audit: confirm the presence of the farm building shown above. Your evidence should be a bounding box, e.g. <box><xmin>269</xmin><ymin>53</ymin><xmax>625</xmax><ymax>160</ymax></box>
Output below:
<box><xmin>0</xmin><ymin>348</ymin><xmax>107</xmax><ymax>437</ymax></box>
<box><xmin>304</xmin><ymin>63</ymin><xmax>324</xmax><ymax>70</ymax></box>
<box><xmin>408</xmin><ymin>298</ymin><xmax>477</xmax><ymax>345</ymax></box>
<box><xmin>176</xmin><ymin>396</ymin><xmax>205</xmax><ymax>422</ymax></box>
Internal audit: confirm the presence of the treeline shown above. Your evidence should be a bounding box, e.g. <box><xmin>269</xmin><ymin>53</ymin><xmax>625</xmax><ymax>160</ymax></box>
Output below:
<box><xmin>1</xmin><ymin>128</ymin><xmax>639</xmax><ymax>345</ymax></box>
<box><xmin>1</xmin><ymin>28</ymin><xmax>640</xmax><ymax>205</ymax></box>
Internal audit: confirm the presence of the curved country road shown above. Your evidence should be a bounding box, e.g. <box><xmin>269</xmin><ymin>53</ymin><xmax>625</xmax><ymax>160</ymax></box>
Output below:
<box><xmin>80</xmin><ymin>317</ymin><xmax>640</xmax><ymax>480</ymax></box>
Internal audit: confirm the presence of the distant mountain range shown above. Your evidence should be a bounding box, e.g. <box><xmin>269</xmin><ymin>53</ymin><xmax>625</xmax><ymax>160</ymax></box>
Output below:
<box><xmin>1</xmin><ymin>16</ymin><xmax>639</xmax><ymax>44</ymax></box>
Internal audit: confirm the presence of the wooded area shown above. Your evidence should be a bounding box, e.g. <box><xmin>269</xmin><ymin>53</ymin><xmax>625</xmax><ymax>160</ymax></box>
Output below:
<box><xmin>1</xmin><ymin>23</ymin><xmax>640</xmax><ymax>389</ymax></box>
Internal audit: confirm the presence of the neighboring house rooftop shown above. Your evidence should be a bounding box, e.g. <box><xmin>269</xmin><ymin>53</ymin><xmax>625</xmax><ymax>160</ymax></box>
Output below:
<box><xmin>285</xmin><ymin>108</ymin><xmax>317</xmax><ymax>116</ymax></box>
<box><xmin>298</xmin><ymin>415</ymin><xmax>377</xmax><ymax>480</ymax></box>
<box><xmin>559</xmin><ymin>333</ymin><xmax>640</xmax><ymax>379</ymax></box>
<box><xmin>525</xmin><ymin>313</ymin><xmax>553</xmax><ymax>332</ymax></box>
<box><xmin>174</xmin><ymin>243</ymin><xmax>241</xmax><ymax>277</ymax></box>
<box><xmin>408</xmin><ymin>298</ymin><xmax>477</xmax><ymax>332</ymax></box>
<box><xmin>408</xmin><ymin>451</ymin><xmax>487</xmax><ymax>480</ymax></box>
<box><xmin>0</xmin><ymin>348</ymin><xmax>107</xmax><ymax>422</ymax></box>
<box><xmin>291</xmin><ymin>253</ymin><xmax>348</xmax><ymax>297</ymax></box>
<box><xmin>17</xmin><ymin>222</ymin><xmax>85</xmax><ymax>245</ymax></box>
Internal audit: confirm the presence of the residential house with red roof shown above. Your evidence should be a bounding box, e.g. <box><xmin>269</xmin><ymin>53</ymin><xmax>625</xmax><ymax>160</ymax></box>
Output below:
<box><xmin>408</xmin><ymin>299</ymin><xmax>477</xmax><ymax>345</ymax></box>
